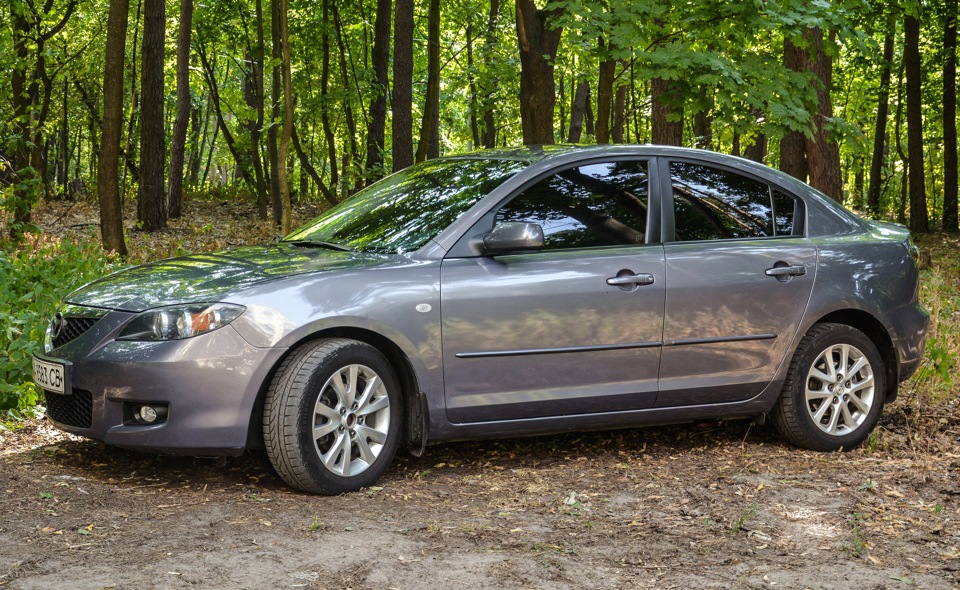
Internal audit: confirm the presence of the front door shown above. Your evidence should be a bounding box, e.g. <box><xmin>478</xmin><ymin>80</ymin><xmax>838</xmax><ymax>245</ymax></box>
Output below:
<box><xmin>440</xmin><ymin>159</ymin><xmax>666</xmax><ymax>423</ymax></box>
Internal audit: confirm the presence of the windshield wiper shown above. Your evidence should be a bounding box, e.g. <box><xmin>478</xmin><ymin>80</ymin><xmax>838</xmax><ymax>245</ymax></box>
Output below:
<box><xmin>286</xmin><ymin>240</ymin><xmax>354</xmax><ymax>252</ymax></box>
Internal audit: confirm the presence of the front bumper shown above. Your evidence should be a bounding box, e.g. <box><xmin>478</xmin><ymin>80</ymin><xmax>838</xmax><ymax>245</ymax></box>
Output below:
<box><xmin>36</xmin><ymin>312</ymin><xmax>286</xmax><ymax>455</ymax></box>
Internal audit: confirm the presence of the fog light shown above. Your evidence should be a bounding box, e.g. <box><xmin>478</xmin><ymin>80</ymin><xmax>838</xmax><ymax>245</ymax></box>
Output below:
<box><xmin>138</xmin><ymin>405</ymin><xmax>159</xmax><ymax>423</ymax></box>
<box><xmin>123</xmin><ymin>402</ymin><xmax>168</xmax><ymax>426</ymax></box>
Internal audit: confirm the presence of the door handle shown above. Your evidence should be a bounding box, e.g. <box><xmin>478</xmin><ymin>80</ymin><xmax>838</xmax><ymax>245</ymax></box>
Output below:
<box><xmin>606</xmin><ymin>273</ymin><xmax>655</xmax><ymax>287</ymax></box>
<box><xmin>765</xmin><ymin>265</ymin><xmax>806</xmax><ymax>277</ymax></box>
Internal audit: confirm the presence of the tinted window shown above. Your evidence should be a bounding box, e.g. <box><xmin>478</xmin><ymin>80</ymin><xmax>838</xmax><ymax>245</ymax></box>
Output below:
<box><xmin>285</xmin><ymin>158</ymin><xmax>524</xmax><ymax>253</ymax></box>
<box><xmin>496</xmin><ymin>161</ymin><xmax>648</xmax><ymax>250</ymax></box>
<box><xmin>773</xmin><ymin>190</ymin><xmax>798</xmax><ymax>235</ymax></box>
<box><xmin>672</xmin><ymin>162</ymin><xmax>776</xmax><ymax>241</ymax></box>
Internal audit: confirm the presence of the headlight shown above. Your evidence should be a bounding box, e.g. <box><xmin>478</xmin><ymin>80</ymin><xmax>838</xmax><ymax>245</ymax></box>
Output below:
<box><xmin>117</xmin><ymin>303</ymin><xmax>246</xmax><ymax>341</ymax></box>
<box><xmin>43</xmin><ymin>313</ymin><xmax>59</xmax><ymax>353</ymax></box>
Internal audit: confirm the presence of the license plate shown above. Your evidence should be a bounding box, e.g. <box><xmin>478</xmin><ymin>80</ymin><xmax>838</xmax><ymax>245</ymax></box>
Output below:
<box><xmin>33</xmin><ymin>357</ymin><xmax>66</xmax><ymax>395</ymax></box>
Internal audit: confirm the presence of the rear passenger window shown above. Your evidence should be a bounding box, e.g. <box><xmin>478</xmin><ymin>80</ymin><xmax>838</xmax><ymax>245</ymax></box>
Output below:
<box><xmin>671</xmin><ymin>162</ymin><xmax>798</xmax><ymax>241</ymax></box>
<box><xmin>773</xmin><ymin>190</ymin><xmax>798</xmax><ymax>235</ymax></box>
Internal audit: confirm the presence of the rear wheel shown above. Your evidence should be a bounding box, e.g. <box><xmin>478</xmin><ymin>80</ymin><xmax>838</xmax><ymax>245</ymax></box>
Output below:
<box><xmin>263</xmin><ymin>338</ymin><xmax>401</xmax><ymax>494</ymax></box>
<box><xmin>773</xmin><ymin>323</ymin><xmax>885</xmax><ymax>451</ymax></box>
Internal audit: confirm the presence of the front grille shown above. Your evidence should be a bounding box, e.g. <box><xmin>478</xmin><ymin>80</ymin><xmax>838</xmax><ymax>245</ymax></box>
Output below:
<box><xmin>45</xmin><ymin>389</ymin><xmax>93</xmax><ymax>429</ymax></box>
<box><xmin>52</xmin><ymin>317</ymin><xmax>100</xmax><ymax>349</ymax></box>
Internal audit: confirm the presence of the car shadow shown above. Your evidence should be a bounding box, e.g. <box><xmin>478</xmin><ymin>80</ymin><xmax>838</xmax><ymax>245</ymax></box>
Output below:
<box><xmin>12</xmin><ymin>417</ymin><xmax>782</xmax><ymax>494</ymax></box>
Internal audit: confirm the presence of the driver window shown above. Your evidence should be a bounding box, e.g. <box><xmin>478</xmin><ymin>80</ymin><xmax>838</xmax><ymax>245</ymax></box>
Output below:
<box><xmin>495</xmin><ymin>160</ymin><xmax>649</xmax><ymax>250</ymax></box>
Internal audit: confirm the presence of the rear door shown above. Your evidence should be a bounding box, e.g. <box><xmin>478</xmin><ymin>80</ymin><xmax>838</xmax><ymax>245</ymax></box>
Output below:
<box><xmin>657</xmin><ymin>160</ymin><xmax>817</xmax><ymax>407</ymax></box>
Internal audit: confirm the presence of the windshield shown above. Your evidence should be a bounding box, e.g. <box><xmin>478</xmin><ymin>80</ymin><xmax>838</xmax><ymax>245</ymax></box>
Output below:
<box><xmin>284</xmin><ymin>158</ymin><xmax>525</xmax><ymax>253</ymax></box>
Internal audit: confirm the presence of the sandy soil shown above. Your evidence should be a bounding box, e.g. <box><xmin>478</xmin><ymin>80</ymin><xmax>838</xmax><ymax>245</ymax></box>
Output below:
<box><xmin>1</xmin><ymin>412</ymin><xmax>958</xmax><ymax>590</ymax></box>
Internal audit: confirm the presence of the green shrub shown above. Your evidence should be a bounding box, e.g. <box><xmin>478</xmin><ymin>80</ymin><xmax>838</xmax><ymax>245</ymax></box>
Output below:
<box><xmin>0</xmin><ymin>234</ymin><xmax>121</xmax><ymax>421</ymax></box>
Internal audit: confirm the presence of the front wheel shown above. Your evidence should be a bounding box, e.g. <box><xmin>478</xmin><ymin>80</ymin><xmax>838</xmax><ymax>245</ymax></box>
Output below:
<box><xmin>263</xmin><ymin>338</ymin><xmax>401</xmax><ymax>494</ymax></box>
<box><xmin>773</xmin><ymin>323</ymin><xmax>886</xmax><ymax>451</ymax></box>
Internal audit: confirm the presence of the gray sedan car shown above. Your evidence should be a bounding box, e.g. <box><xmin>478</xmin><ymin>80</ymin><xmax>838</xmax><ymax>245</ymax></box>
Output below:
<box><xmin>33</xmin><ymin>145</ymin><xmax>928</xmax><ymax>494</ymax></box>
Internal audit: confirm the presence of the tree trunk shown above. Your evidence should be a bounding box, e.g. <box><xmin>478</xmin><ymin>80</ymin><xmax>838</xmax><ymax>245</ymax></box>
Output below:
<box><xmin>319</xmin><ymin>0</ymin><xmax>339</xmax><ymax>191</ymax></box>
<box><xmin>854</xmin><ymin>157</ymin><xmax>865</xmax><ymax>208</ymax></box>
<box><xmin>332</xmin><ymin>2</ymin><xmax>360</xmax><ymax>184</ymax></box>
<box><xmin>779</xmin><ymin>37</ymin><xmax>807</xmax><ymax>181</ymax></box>
<box><xmin>802</xmin><ymin>27</ymin><xmax>842</xmax><ymax>203</ymax></box>
<box><xmin>895</xmin><ymin>55</ymin><xmax>907</xmax><ymax>225</ymax></box>
<box><xmin>744</xmin><ymin>108</ymin><xmax>767</xmax><ymax>163</ymax></box>
<box><xmin>744</xmin><ymin>135</ymin><xmax>767</xmax><ymax>163</ymax></box>
<box><xmin>612</xmin><ymin>83</ymin><xmax>626</xmax><ymax>143</ymax></box>
<box><xmin>392</xmin><ymin>0</ymin><xmax>414</xmax><ymax>170</ymax></box>
<box><xmin>58</xmin><ymin>75</ymin><xmax>69</xmax><ymax>195</ymax></box>
<box><xmin>120</xmin><ymin>0</ymin><xmax>143</xmax><ymax>199</ymax></box>
<box><xmin>416</xmin><ymin>0</ymin><xmax>441</xmax><ymax>162</ymax></box>
<box><xmin>277</xmin><ymin>0</ymin><xmax>294</xmax><ymax>234</ymax></box>
<box><xmin>693</xmin><ymin>85</ymin><xmax>713</xmax><ymax>150</ymax></box>
<box><xmin>945</xmin><ymin>0</ymin><xmax>959</xmax><ymax>232</ymax></box>
<box><xmin>10</xmin><ymin>2</ymin><xmax>36</xmax><ymax>235</ymax></box>
<box><xmin>137</xmin><ymin>0</ymin><xmax>167</xmax><ymax>231</ymax></box>
<box><xmin>188</xmin><ymin>98</ymin><xmax>206</xmax><ymax>187</ymax></box>
<box><xmin>567</xmin><ymin>81</ymin><xmax>589</xmax><ymax>143</ymax></box>
<box><xmin>197</xmin><ymin>42</ymin><xmax>256</xmax><ymax>188</ymax></box>
<box><xmin>364</xmin><ymin>0</ymin><xmax>391</xmax><ymax>181</ymax></box>
<box><xmin>480</xmin><ymin>0</ymin><xmax>500</xmax><ymax>148</ymax></box>
<box><xmin>97</xmin><ymin>0</ymin><xmax>130</xmax><ymax>256</ymax></box>
<box><xmin>515</xmin><ymin>0</ymin><xmax>563</xmax><ymax>145</ymax></box>
<box><xmin>268</xmin><ymin>0</ymin><xmax>283</xmax><ymax>224</ymax></box>
<box><xmin>293</xmin><ymin>127</ymin><xmax>338</xmax><ymax>206</ymax></box>
<box><xmin>467</xmin><ymin>24</ymin><xmax>481</xmax><ymax>149</ymax></box>
<box><xmin>249</xmin><ymin>0</ymin><xmax>269</xmax><ymax>219</ymax></box>
<box><xmin>867</xmin><ymin>19</ymin><xmax>895</xmax><ymax>217</ymax></box>
<box><xmin>167</xmin><ymin>0</ymin><xmax>194</xmax><ymax>220</ymax></box>
<box><xmin>596</xmin><ymin>41</ymin><xmax>614</xmax><ymax>144</ymax></box>
<box><xmin>242</xmin><ymin>54</ymin><xmax>268</xmax><ymax>215</ymax></box>
<box><xmin>558</xmin><ymin>72</ymin><xmax>566</xmax><ymax>143</ymax></box>
<box><xmin>585</xmin><ymin>95</ymin><xmax>595</xmax><ymax>137</ymax></box>
<box><xmin>651</xmin><ymin>77</ymin><xmax>683</xmax><ymax>146</ymax></box>
<box><xmin>203</xmin><ymin>115</ymin><xmax>219</xmax><ymax>184</ymax></box>
<box><xmin>8</xmin><ymin>0</ymin><xmax>77</xmax><ymax>234</ymax></box>
<box><xmin>904</xmin><ymin>14</ymin><xmax>929</xmax><ymax>232</ymax></box>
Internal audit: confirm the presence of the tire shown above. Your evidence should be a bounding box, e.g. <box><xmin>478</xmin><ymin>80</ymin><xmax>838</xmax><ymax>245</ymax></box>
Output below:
<box><xmin>772</xmin><ymin>323</ymin><xmax>886</xmax><ymax>452</ymax></box>
<box><xmin>263</xmin><ymin>338</ymin><xmax>401</xmax><ymax>494</ymax></box>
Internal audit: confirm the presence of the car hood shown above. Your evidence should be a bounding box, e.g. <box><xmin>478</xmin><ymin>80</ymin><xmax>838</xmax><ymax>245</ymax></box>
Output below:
<box><xmin>66</xmin><ymin>244</ymin><xmax>395</xmax><ymax>312</ymax></box>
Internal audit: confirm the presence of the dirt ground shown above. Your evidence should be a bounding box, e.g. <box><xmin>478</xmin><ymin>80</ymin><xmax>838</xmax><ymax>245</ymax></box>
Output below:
<box><xmin>2</xmin><ymin>201</ymin><xmax>958</xmax><ymax>589</ymax></box>
<box><xmin>2</xmin><ymin>406</ymin><xmax>958</xmax><ymax>590</ymax></box>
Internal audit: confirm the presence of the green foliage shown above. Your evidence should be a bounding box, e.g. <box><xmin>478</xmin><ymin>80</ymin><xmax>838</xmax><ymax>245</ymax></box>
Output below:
<box><xmin>846</xmin><ymin>511</ymin><xmax>868</xmax><ymax>556</ymax></box>
<box><xmin>0</xmin><ymin>234</ymin><xmax>120</xmax><ymax>422</ymax></box>
<box><xmin>0</xmin><ymin>168</ymin><xmax>43</xmax><ymax>237</ymax></box>
<box><xmin>729</xmin><ymin>502</ymin><xmax>759</xmax><ymax>533</ymax></box>
<box><xmin>913</xmin><ymin>235</ymin><xmax>960</xmax><ymax>398</ymax></box>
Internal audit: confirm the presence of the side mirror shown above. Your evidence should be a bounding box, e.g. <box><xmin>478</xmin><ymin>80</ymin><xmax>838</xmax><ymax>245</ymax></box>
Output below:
<box><xmin>482</xmin><ymin>222</ymin><xmax>544</xmax><ymax>254</ymax></box>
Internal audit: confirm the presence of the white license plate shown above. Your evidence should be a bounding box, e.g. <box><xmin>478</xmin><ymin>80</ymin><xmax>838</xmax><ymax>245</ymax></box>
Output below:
<box><xmin>33</xmin><ymin>357</ymin><xmax>66</xmax><ymax>395</ymax></box>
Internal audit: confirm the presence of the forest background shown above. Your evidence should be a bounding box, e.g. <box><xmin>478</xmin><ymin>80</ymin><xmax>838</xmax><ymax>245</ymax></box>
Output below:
<box><xmin>0</xmin><ymin>0</ymin><xmax>957</xmax><ymax>418</ymax></box>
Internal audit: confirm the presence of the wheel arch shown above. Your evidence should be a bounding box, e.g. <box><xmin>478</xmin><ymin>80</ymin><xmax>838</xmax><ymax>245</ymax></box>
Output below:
<box><xmin>812</xmin><ymin>309</ymin><xmax>899</xmax><ymax>402</ymax></box>
<box><xmin>247</xmin><ymin>326</ymin><xmax>428</xmax><ymax>453</ymax></box>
